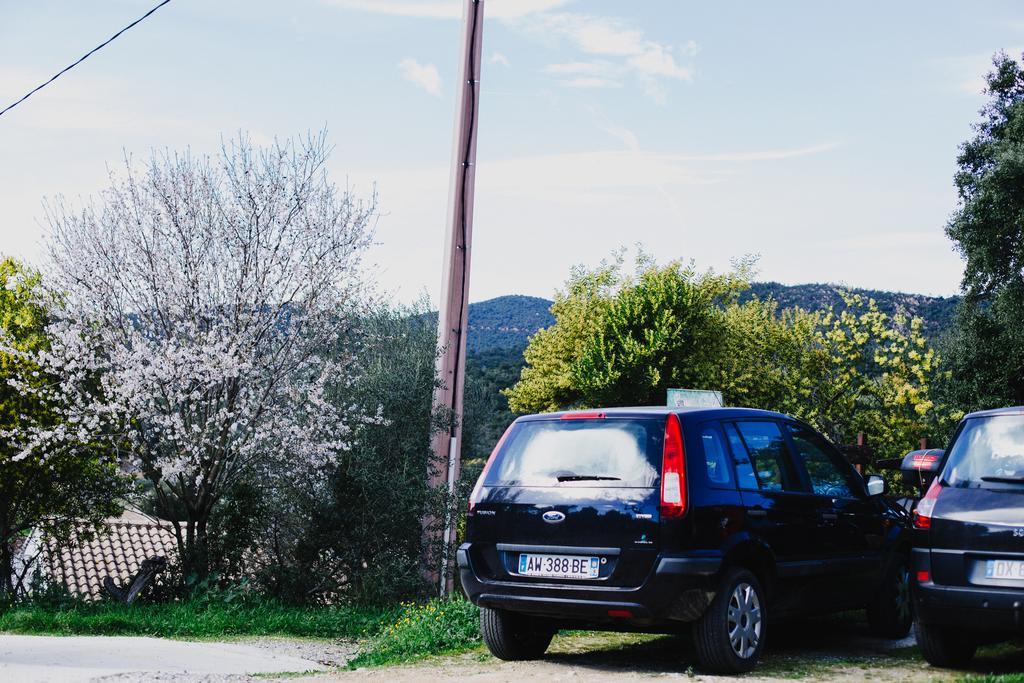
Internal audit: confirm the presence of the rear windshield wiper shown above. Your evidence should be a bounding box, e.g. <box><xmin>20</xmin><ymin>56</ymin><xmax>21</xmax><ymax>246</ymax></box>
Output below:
<box><xmin>556</xmin><ymin>475</ymin><xmax>622</xmax><ymax>482</ymax></box>
<box><xmin>980</xmin><ymin>476</ymin><xmax>1024</xmax><ymax>484</ymax></box>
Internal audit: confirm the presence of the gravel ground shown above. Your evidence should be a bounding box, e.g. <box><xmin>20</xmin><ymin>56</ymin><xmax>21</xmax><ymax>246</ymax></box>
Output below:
<box><xmin>308</xmin><ymin>616</ymin><xmax>1024</xmax><ymax>683</ymax></box>
<box><xmin>230</xmin><ymin>637</ymin><xmax>358</xmax><ymax>668</ymax></box>
<box><xmin>92</xmin><ymin>638</ymin><xmax>359</xmax><ymax>682</ymax></box>
<box><xmin>313</xmin><ymin>628</ymin><xmax>932</xmax><ymax>683</ymax></box>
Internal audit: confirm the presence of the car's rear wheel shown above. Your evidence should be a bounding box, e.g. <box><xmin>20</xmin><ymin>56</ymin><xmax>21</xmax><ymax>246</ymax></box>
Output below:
<box><xmin>479</xmin><ymin>606</ymin><xmax>555</xmax><ymax>661</ymax></box>
<box><xmin>867</xmin><ymin>559</ymin><xmax>913</xmax><ymax>638</ymax></box>
<box><xmin>915</xmin><ymin>620</ymin><xmax>977</xmax><ymax>668</ymax></box>
<box><xmin>693</xmin><ymin>567</ymin><xmax>767</xmax><ymax>674</ymax></box>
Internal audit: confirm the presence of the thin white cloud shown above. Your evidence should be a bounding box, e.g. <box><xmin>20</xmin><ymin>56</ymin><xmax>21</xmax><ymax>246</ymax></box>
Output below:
<box><xmin>398</xmin><ymin>58</ymin><xmax>442</xmax><ymax>97</ymax></box>
<box><xmin>587</xmin><ymin>107</ymin><xmax>640</xmax><ymax>152</ymax></box>
<box><xmin>822</xmin><ymin>231</ymin><xmax>949</xmax><ymax>251</ymax></box>
<box><xmin>543</xmin><ymin>61</ymin><xmax>617</xmax><ymax>76</ymax></box>
<box><xmin>364</xmin><ymin>142</ymin><xmax>839</xmax><ymax>207</ymax></box>
<box><xmin>529</xmin><ymin>13</ymin><xmax>696</xmax><ymax>101</ymax></box>
<box><xmin>675</xmin><ymin>142</ymin><xmax>841</xmax><ymax>162</ymax></box>
<box><xmin>543</xmin><ymin>60</ymin><xmax>624</xmax><ymax>88</ymax></box>
<box><xmin>627</xmin><ymin>45</ymin><xmax>692</xmax><ymax>81</ymax></box>
<box><xmin>562</xmin><ymin>77</ymin><xmax>622</xmax><ymax>89</ymax></box>
<box><xmin>489</xmin><ymin>52</ymin><xmax>511</xmax><ymax>67</ymax></box>
<box><xmin>534</xmin><ymin>13</ymin><xmax>646</xmax><ymax>56</ymax></box>
<box><xmin>321</xmin><ymin>0</ymin><xmax>573</xmax><ymax>20</ymax></box>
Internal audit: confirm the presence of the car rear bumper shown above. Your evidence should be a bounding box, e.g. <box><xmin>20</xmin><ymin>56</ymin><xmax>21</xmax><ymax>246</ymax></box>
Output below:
<box><xmin>914</xmin><ymin>582</ymin><xmax>1024</xmax><ymax>631</ymax></box>
<box><xmin>457</xmin><ymin>543</ymin><xmax>721</xmax><ymax>624</ymax></box>
<box><xmin>912</xmin><ymin>549</ymin><xmax>1024</xmax><ymax>632</ymax></box>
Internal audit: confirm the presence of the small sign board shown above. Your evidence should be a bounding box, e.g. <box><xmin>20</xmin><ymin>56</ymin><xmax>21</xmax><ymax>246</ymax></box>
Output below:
<box><xmin>667</xmin><ymin>388</ymin><xmax>723</xmax><ymax>408</ymax></box>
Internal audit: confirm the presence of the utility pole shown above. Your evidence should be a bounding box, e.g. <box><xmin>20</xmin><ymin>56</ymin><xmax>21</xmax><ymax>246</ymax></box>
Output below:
<box><xmin>428</xmin><ymin>0</ymin><xmax>484</xmax><ymax>597</ymax></box>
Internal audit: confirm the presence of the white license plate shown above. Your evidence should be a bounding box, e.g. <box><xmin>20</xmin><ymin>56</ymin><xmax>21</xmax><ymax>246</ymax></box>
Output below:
<box><xmin>518</xmin><ymin>553</ymin><xmax>600</xmax><ymax>579</ymax></box>
<box><xmin>985</xmin><ymin>559</ymin><xmax>1024</xmax><ymax>581</ymax></box>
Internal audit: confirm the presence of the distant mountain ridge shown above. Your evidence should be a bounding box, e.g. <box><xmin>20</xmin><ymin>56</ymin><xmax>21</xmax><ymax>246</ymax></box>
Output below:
<box><xmin>466</xmin><ymin>295</ymin><xmax>555</xmax><ymax>353</ymax></box>
<box><xmin>743</xmin><ymin>282</ymin><xmax>959</xmax><ymax>340</ymax></box>
<box><xmin>466</xmin><ymin>284</ymin><xmax>960</xmax><ymax>353</ymax></box>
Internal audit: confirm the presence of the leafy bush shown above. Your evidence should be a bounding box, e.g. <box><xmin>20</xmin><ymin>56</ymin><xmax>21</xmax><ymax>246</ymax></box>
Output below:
<box><xmin>348</xmin><ymin>597</ymin><xmax>481</xmax><ymax>667</ymax></box>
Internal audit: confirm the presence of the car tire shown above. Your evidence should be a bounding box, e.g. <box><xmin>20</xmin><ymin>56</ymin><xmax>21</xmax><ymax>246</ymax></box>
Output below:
<box><xmin>867</xmin><ymin>559</ymin><xmax>913</xmax><ymax>639</ymax></box>
<box><xmin>915</xmin><ymin>620</ymin><xmax>977</xmax><ymax>668</ymax></box>
<box><xmin>479</xmin><ymin>606</ymin><xmax>555</xmax><ymax>661</ymax></box>
<box><xmin>693</xmin><ymin>567</ymin><xmax>767</xmax><ymax>674</ymax></box>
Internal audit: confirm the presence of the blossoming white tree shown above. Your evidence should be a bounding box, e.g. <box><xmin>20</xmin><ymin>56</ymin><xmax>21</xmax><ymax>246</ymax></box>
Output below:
<box><xmin>23</xmin><ymin>132</ymin><xmax>377</xmax><ymax>577</ymax></box>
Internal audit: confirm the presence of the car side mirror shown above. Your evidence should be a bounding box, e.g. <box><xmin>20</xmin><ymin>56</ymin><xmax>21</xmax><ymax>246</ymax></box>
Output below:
<box><xmin>900</xmin><ymin>449</ymin><xmax>944</xmax><ymax>495</ymax></box>
<box><xmin>866</xmin><ymin>474</ymin><xmax>886</xmax><ymax>497</ymax></box>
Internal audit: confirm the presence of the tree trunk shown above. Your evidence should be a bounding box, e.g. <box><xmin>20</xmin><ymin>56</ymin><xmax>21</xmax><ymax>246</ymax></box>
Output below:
<box><xmin>0</xmin><ymin>530</ymin><xmax>15</xmax><ymax>601</ymax></box>
<box><xmin>178</xmin><ymin>514</ymin><xmax>211</xmax><ymax>583</ymax></box>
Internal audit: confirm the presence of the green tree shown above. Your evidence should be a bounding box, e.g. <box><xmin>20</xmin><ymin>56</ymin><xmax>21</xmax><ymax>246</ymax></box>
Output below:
<box><xmin>505</xmin><ymin>254</ymin><xmax>750</xmax><ymax>412</ymax></box>
<box><xmin>812</xmin><ymin>295</ymin><xmax>956</xmax><ymax>461</ymax></box>
<box><xmin>715</xmin><ymin>297</ymin><xmax>827</xmax><ymax>417</ymax></box>
<box><xmin>506</xmin><ymin>252</ymin><xmax>953</xmax><ymax>467</ymax></box>
<box><xmin>944</xmin><ymin>52</ymin><xmax>1024</xmax><ymax>409</ymax></box>
<box><xmin>0</xmin><ymin>257</ymin><xmax>129</xmax><ymax>599</ymax></box>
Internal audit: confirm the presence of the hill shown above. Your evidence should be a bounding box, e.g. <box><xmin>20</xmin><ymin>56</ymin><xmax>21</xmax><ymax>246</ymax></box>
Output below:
<box><xmin>466</xmin><ymin>295</ymin><xmax>555</xmax><ymax>353</ymax></box>
<box><xmin>466</xmin><ymin>283</ymin><xmax>960</xmax><ymax>354</ymax></box>
<box><xmin>743</xmin><ymin>282</ymin><xmax>959</xmax><ymax>340</ymax></box>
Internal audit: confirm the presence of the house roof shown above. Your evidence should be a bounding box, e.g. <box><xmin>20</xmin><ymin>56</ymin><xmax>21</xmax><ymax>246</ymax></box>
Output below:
<box><xmin>40</xmin><ymin>510</ymin><xmax>178</xmax><ymax>600</ymax></box>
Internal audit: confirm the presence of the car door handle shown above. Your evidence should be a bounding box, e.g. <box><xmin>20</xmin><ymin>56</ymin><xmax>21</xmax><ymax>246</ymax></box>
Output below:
<box><xmin>821</xmin><ymin>512</ymin><xmax>838</xmax><ymax>520</ymax></box>
<box><xmin>748</xmin><ymin>508</ymin><xmax>768</xmax><ymax>518</ymax></box>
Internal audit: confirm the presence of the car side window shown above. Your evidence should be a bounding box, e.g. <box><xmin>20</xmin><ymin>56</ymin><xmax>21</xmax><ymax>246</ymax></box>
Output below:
<box><xmin>723</xmin><ymin>423</ymin><xmax>759</xmax><ymax>490</ymax></box>
<box><xmin>732</xmin><ymin>421</ymin><xmax>800</xmax><ymax>492</ymax></box>
<box><xmin>700</xmin><ymin>425</ymin><xmax>733</xmax><ymax>487</ymax></box>
<box><xmin>786</xmin><ymin>423</ymin><xmax>856</xmax><ymax>498</ymax></box>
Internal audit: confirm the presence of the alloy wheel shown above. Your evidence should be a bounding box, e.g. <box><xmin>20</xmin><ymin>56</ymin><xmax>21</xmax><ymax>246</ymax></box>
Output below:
<box><xmin>727</xmin><ymin>582</ymin><xmax>762</xmax><ymax>658</ymax></box>
<box><xmin>894</xmin><ymin>566</ymin><xmax>911</xmax><ymax>623</ymax></box>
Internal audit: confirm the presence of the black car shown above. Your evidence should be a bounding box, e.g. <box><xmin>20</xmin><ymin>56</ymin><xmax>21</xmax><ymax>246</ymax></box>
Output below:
<box><xmin>910</xmin><ymin>407</ymin><xmax>1024</xmax><ymax>667</ymax></box>
<box><xmin>459</xmin><ymin>407</ymin><xmax>913</xmax><ymax>673</ymax></box>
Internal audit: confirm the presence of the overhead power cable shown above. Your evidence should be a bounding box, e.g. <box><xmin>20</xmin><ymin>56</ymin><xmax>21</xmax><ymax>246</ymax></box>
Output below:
<box><xmin>0</xmin><ymin>0</ymin><xmax>173</xmax><ymax>119</ymax></box>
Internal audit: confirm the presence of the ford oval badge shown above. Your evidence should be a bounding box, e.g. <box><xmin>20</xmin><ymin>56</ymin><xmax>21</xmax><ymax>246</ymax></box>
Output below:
<box><xmin>542</xmin><ymin>510</ymin><xmax>566</xmax><ymax>524</ymax></box>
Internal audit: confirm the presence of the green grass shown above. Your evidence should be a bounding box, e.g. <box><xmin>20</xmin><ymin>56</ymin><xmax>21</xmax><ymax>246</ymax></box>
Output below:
<box><xmin>347</xmin><ymin>598</ymin><xmax>481</xmax><ymax>668</ymax></box>
<box><xmin>0</xmin><ymin>596</ymin><xmax>484</xmax><ymax>669</ymax></box>
<box><xmin>0</xmin><ymin>600</ymin><xmax>397</xmax><ymax>640</ymax></box>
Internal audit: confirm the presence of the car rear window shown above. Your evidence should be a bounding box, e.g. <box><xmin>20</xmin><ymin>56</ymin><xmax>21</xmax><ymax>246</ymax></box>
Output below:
<box><xmin>485</xmin><ymin>418</ymin><xmax>662</xmax><ymax>488</ymax></box>
<box><xmin>945</xmin><ymin>415</ymin><xmax>1024</xmax><ymax>488</ymax></box>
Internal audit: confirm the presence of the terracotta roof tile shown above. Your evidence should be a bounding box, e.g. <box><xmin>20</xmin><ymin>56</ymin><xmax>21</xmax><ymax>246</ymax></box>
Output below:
<box><xmin>40</xmin><ymin>513</ymin><xmax>178</xmax><ymax>600</ymax></box>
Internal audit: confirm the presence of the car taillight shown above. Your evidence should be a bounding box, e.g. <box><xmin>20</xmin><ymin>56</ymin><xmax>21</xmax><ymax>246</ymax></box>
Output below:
<box><xmin>913</xmin><ymin>476</ymin><xmax>942</xmax><ymax>530</ymax></box>
<box><xmin>911</xmin><ymin>453</ymin><xmax>940</xmax><ymax>469</ymax></box>
<box><xmin>660</xmin><ymin>413</ymin><xmax>687</xmax><ymax>518</ymax></box>
<box><xmin>468</xmin><ymin>424</ymin><xmax>513</xmax><ymax>513</ymax></box>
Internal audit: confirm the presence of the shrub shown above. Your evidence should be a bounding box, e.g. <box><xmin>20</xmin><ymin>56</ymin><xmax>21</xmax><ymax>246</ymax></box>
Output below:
<box><xmin>348</xmin><ymin>597</ymin><xmax>481</xmax><ymax>667</ymax></box>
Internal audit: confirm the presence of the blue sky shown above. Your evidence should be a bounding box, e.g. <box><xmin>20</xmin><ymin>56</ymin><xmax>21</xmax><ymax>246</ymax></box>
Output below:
<box><xmin>1</xmin><ymin>0</ymin><xmax>1021</xmax><ymax>303</ymax></box>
